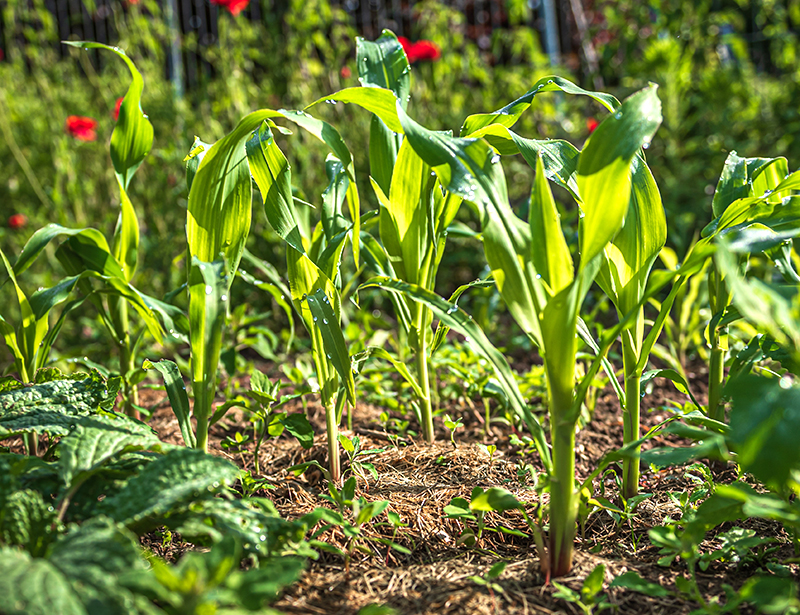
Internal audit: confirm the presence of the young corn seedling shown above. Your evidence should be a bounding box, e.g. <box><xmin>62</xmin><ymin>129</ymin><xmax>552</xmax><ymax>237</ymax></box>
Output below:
<box><xmin>354</xmin><ymin>32</ymin><xmax>464</xmax><ymax>443</ymax></box>
<box><xmin>315</xmin><ymin>75</ymin><xmax>662</xmax><ymax>574</ymax></box>
<box><xmin>178</xmin><ymin>100</ymin><xmax>359</xmax><ymax>461</ymax></box>
<box><xmin>702</xmin><ymin>152</ymin><xmax>799</xmax><ymax>421</ymax></box>
<box><xmin>6</xmin><ymin>43</ymin><xmax>164</xmax><ymax>420</ymax></box>
<box><xmin>312</xmin><ymin>45</ymin><xmax>552</xmax><ymax>468</ymax></box>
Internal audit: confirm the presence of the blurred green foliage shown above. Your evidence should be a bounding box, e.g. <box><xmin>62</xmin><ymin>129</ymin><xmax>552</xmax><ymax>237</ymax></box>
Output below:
<box><xmin>1</xmin><ymin>0</ymin><xmax>800</xmax><ymax>369</ymax></box>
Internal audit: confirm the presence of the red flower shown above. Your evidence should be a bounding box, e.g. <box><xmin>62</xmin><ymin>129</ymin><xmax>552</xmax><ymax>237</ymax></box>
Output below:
<box><xmin>113</xmin><ymin>97</ymin><xmax>124</xmax><ymax>121</ymax></box>
<box><xmin>0</xmin><ymin>49</ymin><xmax>4</xmax><ymax>62</ymax></box>
<box><xmin>128</xmin><ymin>0</ymin><xmax>140</xmax><ymax>4</ymax></box>
<box><xmin>398</xmin><ymin>36</ymin><xmax>441</xmax><ymax>64</ymax></box>
<box><xmin>210</xmin><ymin>0</ymin><xmax>249</xmax><ymax>16</ymax></box>
<box><xmin>586</xmin><ymin>117</ymin><xmax>599</xmax><ymax>133</ymax></box>
<box><xmin>340</xmin><ymin>65</ymin><xmax>351</xmax><ymax>79</ymax></box>
<box><xmin>8</xmin><ymin>214</ymin><xmax>27</xmax><ymax>229</ymax></box>
<box><xmin>66</xmin><ymin>116</ymin><xmax>98</xmax><ymax>142</ymax></box>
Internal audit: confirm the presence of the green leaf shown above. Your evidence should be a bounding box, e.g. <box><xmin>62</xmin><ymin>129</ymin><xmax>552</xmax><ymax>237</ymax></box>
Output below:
<box><xmin>357</xmin><ymin>30</ymin><xmax>409</xmax><ymax>195</ymax></box>
<box><xmin>0</xmin><ymin>548</ymin><xmax>87</xmax><ymax>615</ymax></box>
<box><xmin>65</xmin><ymin>42</ymin><xmax>153</xmax><ymax>189</ymax></box>
<box><xmin>610</xmin><ymin>571</ymin><xmax>670</xmax><ymax>597</ymax></box>
<box><xmin>306</xmin><ymin>289</ymin><xmax>355</xmax><ymax>405</ymax></box>
<box><xmin>49</xmin><ymin>518</ymin><xmax>146</xmax><ymax>615</ymax></box>
<box><xmin>595</xmin><ymin>155</ymin><xmax>666</xmax><ymax>316</ymax></box>
<box><xmin>351</xmin><ymin>346</ymin><xmax>424</xmax><ymax>399</ymax></box>
<box><xmin>102</xmin><ymin>448</ymin><xmax>239</xmax><ymax>531</ymax></box>
<box><xmin>58</xmin><ymin>412</ymin><xmax>161</xmax><ymax>487</ymax></box>
<box><xmin>142</xmin><ymin>359</ymin><xmax>195</xmax><ymax>448</ymax></box>
<box><xmin>529</xmin><ymin>152</ymin><xmax>573</xmax><ymax>296</ymax></box>
<box><xmin>582</xmin><ymin>564</ymin><xmax>605</xmax><ymax>600</ymax></box>
<box><xmin>469</xmin><ymin>487</ymin><xmax>520</xmax><ymax>512</ymax></box>
<box><xmin>188</xmin><ymin>258</ymin><xmax>228</xmax><ymax>429</ymax></box>
<box><xmin>359</xmin><ymin>277</ymin><xmax>551</xmax><ymax>471</ymax></box>
<box><xmin>577</xmin><ymin>85</ymin><xmax>662</xmax><ymax>269</ymax></box>
<box><xmin>728</xmin><ymin>375</ymin><xmax>800</xmax><ymax>491</ymax></box>
<box><xmin>460</xmin><ymin>75</ymin><xmax>619</xmax><ymax>137</ymax></box>
<box><xmin>640</xmin><ymin>369</ymin><xmax>700</xmax><ymax>408</ymax></box>
<box><xmin>307</xmin><ymin>87</ymin><xmax>403</xmax><ymax>133</ymax></box>
<box><xmin>737</xmin><ymin>576</ymin><xmax>800</xmax><ymax>614</ymax></box>
<box><xmin>0</xmin><ymin>370</ymin><xmax>114</xmax><ymax>438</ymax></box>
<box><xmin>0</xmin><ymin>489</ymin><xmax>60</xmax><ymax>556</ymax></box>
<box><xmin>280</xmin><ymin>413</ymin><xmax>315</xmax><ymax>449</ymax></box>
<box><xmin>168</xmin><ymin>498</ymin><xmax>309</xmax><ymax>560</ymax></box>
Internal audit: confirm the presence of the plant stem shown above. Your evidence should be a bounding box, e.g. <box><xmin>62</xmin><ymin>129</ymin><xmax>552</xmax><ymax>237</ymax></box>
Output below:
<box><xmin>621</xmin><ymin>326</ymin><xmax>642</xmax><ymax>499</ymax></box>
<box><xmin>110</xmin><ymin>297</ymin><xmax>140</xmax><ymax>420</ymax></box>
<box><xmin>326</xmin><ymin>399</ymin><xmax>341</xmax><ymax>483</ymax></box>
<box><xmin>707</xmin><ymin>343</ymin><xmax>725</xmax><ymax>422</ymax></box>
<box><xmin>707</xmin><ymin>263</ymin><xmax>730</xmax><ymax>422</ymax></box>
<box><xmin>416</xmin><ymin>323</ymin><xmax>434</xmax><ymax>443</ymax></box>
<box><xmin>549</xmin><ymin>417</ymin><xmax>577</xmax><ymax>577</ymax></box>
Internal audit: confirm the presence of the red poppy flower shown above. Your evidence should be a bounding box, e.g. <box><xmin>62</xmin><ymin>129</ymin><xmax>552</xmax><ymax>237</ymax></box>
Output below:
<box><xmin>340</xmin><ymin>65</ymin><xmax>351</xmax><ymax>79</ymax></box>
<box><xmin>66</xmin><ymin>116</ymin><xmax>98</xmax><ymax>142</ymax></box>
<box><xmin>586</xmin><ymin>117</ymin><xmax>599</xmax><ymax>133</ymax></box>
<box><xmin>113</xmin><ymin>97</ymin><xmax>124</xmax><ymax>121</ymax></box>
<box><xmin>210</xmin><ymin>0</ymin><xmax>249</xmax><ymax>16</ymax></box>
<box><xmin>398</xmin><ymin>36</ymin><xmax>441</xmax><ymax>64</ymax></box>
<box><xmin>8</xmin><ymin>214</ymin><xmax>27</xmax><ymax>229</ymax></box>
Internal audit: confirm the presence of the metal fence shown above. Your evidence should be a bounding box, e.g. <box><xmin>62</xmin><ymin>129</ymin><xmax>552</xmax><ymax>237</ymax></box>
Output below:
<box><xmin>0</xmin><ymin>0</ymin><xmax>575</xmax><ymax>89</ymax></box>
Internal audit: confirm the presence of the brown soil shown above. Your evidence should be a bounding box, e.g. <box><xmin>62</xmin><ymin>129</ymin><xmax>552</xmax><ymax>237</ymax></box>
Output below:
<box><xmin>8</xmin><ymin>363</ymin><xmax>797</xmax><ymax>615</ymax></box>
<box><xmin>140</xmin><ymin>361</ymin><xmax>800</xmax><ymax>615</ymax></box>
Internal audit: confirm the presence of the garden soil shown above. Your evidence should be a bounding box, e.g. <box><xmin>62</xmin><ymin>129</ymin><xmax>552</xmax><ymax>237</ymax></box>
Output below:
<box><xmin>133</xmin><ymin>362</ymin><xmax>799</xmax><ymax>615</ymax></box>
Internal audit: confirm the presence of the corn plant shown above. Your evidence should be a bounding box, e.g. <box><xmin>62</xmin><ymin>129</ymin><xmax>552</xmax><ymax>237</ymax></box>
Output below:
<box><xmin>352</xmin><ymin>31</ymin><xmax>467</xmax><ymax>443</ymax></box>
<box><xmin>702</xmin><ymin>152</ymin><xmax>799</xmax><ymax>421</ymax></box>
<box><xmin>311</xmin><ymin>73</ymin><xmax>661</xmax><ymax>574</ymax></box>
<box><xmin>2</xmin><ymin>43</ymin><xmax>167</xmax><ymax>421</ymax></box>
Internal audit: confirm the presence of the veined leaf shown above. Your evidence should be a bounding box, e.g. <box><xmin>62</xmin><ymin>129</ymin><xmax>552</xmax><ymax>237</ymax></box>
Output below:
<box><xmin>58</xmin><ymin>412</ymin><xmax>161</xmax><ymax>487</ymax></box>
<box><xmin>460</xmin><ymin>75</ymin><xmax>619</xmax><ymax>137</ymax></box>
<box><xmin>103</xmin><ymin>448</ymin><xmax>239</xmax><ymax>530</ymax></box>
<box><xmin>306</xmin><ymin>289</ymin><xmax>355</xmax><ymax>405</ymax></box>
<box><xmin>48</xmin><ymin>518</ymin><xmax>146</xmax><ymax>615</ymax></box>
<box><xmin>0</xmin><ymin>549</ymin><xmax>86</xmax><ymax>615</ymax></box>
<box><xmin>142</xmin><ymin>359</ymin><xmax>195</xmax><ymax>448</ymax></box>
<box><xmin>576</xmin><ymin>84</ymin><xmax>662</xmax><ymax>269</ymax></box>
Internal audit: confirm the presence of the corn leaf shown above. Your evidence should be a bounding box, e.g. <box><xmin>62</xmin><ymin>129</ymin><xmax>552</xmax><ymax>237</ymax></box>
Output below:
<box><xmin>460</xmin><ymin>75</ymin><xmax>619</xmax><ymax>136</ymax></box>
<box><xmin>576</xmin><ymin>84</ymin><xmax>662</xmax><ymax>270</ymax></box>
<box><xmin>142</xmin><ymin>359</ymin><xmax>195</xmax><ymax>448</ymax></box>
<box><xmin>306</xmin><ymin>289</ymin><xmax>355</xmax><ymax>405</ymax></box>
<box><xmin>357</xmin><ymin>30</ymin><xmax>409</xmax><ymax>194</ymax></box>
<box><xmin>360</xmin><ymin>276</ymin><xmax>551</xmax><ymax>470</ymax></box>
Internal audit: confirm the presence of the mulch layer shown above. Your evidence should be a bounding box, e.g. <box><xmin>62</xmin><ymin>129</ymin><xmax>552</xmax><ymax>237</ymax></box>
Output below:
<box><xmin>142</xmin><ymin>361</ymin><xmax>799</xmax><ymax>614</ymax></box>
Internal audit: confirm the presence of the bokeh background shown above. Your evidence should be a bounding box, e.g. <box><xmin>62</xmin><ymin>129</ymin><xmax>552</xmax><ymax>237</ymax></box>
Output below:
<box><xmin>2</xmin><ymin>0</ymin><xmax>800</xmax><ymax>365</ymax></box>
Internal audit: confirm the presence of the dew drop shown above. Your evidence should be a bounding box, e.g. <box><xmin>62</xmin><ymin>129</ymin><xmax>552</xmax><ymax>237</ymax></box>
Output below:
<box><xmin>205</xmin><ymin>285</ymin><xmax>213</xmax><ymax>295</ymax></box>
<box><xmin>491</xmin><ymin>154</ymin><xmax>501</xmax><ymax>164</ymax></box>
<box><xmin>323</xmin><ymin>318</ymin><xmax>329</xmax><ymax>324</ymax></box>
<box><xmin>615</xmin><ymin>112</ymin><xmax>622</xmax><ymax>120</ymax></box>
